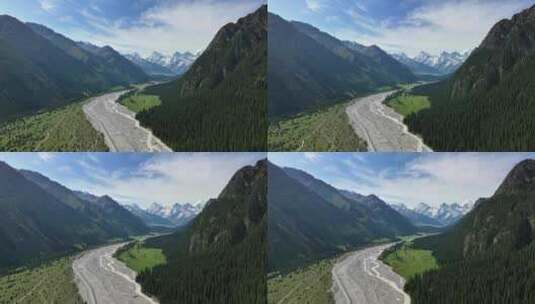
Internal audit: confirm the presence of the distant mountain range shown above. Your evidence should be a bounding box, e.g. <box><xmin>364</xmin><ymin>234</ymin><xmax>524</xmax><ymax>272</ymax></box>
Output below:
<box><xmin>137</xmin><ymin>160</ymin><xmax>267</xmax><ymax>303</ymax></box>
<box><xmin>407</xmin><ymin>158</ymin><xmax>535</xmax><ymax>302</ymax></box>
<box><xmin>391</xmin><ymin>202</ymin><xmax>473</xmax><ymax>226</ymax></box>
<box><xmin>123</xmin><ymin>201</ymin><xmax>203</xmax><ymax>227</ymax></box>
<box><xmin>0</xmin><ymin>15</ymin><xmax>148</xmax><ymax>122</ymax></box>
<box><xmin>405</xmin><ymin>4</ymin><xmax>535</xmax><ymax>151</ymax></box>
<box><xmin>0</xmin><ymin>161</ymin><xmax>148</xmax><ymax>269</ymax></box>
<box><xmin>136</xmin><ymin>5</ymin><xmax>267</xmax><ymax>151</ymax></box>
<box><xmin>268</xmin><ymin>12</ymin><xmax>416</xmax><ymax>118</ymax></box>
<box><xmin>124</xmin><ymin>51</ymin><xmax>199</xmax><ymax>76</ymax></box>
<box><xmin>391</xmin><ymin>50</ymin><xmax>470</xmax><ymax>75</ymax></box>
<box><xmin>268</xmin><ymin>162</ymin><xmax>416</xmax><ymax>272</ymax></box>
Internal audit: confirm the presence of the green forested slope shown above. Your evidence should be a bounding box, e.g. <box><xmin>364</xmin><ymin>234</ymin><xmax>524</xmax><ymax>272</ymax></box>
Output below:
<box><xmin>136</xmin><ymin>160</ymin><xmax>267</xmax><ymax>304</ymax></box>
<box><xmin>137</xmin><ymin>6</ymin><xmax>267</xmax><ymax>151</ymax></box>
<box><xmin>0</xmin><ymin>100</ymin><xmax>108</xmax><ymax>151</ymax></box>
<box><xmin>0</xmin><ymin>161</ymin><xmax>148</xmax><ymax>270</ymax></box>
<box><xmin>405</xmin><ymin>5</ymin><xmax>535</xmax><ymax>151</ymax></box>
<box><xmin>406</xmin><ymin>242</ymin><xmax>535</xmax><ymax>304</ymax></box>
<box><xmin>0</xmin><ymin>15</ymin><xmax>147</xmax><ymax>122</ymax></box>
<box><xmin>0</xmin><ymin>256</ymin><xmax>84</xmax><ymax>304</ymax></box>
<box><xmin>0</xmin><ymin>162</ymin><xmax>110</xmax><ymax>269</ymax></box>
<box><xmin>268</xmin><ymin>13</ymin><xmax>415</xmax><ymax>119</ymax></box>
<box><xmin>406</xmin><ymin>159</ymin><xmax>535</xmax><ymax>303</ymax></box>
<box><xmin>268</xmin><ymin>162</ymin><xmax>414</xmax><ymax>272</ymax></box>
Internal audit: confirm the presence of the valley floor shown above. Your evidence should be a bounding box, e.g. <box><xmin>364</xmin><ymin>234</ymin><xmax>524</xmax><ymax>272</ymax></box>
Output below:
<box><xmin>346</xmin><ymin>91</ymin><xmax>432</xmax><ymax>152</ymax></box>
<box><xmin>0</xmin><ymin>256</ymin><xmax>84</xmax><ymax>304</ymax></box>
<box><xmin>0</xmin><ymin>100</ymin><xmax>108</xmax><ymax>151</ymax></box>
<box><xmin>73</xmin><ymin>242</ymin><xmax>159</xmax><ymax>304</ymax></box>
<box><xmin>83</xmin><ymin>90</ymin><xmax>172</xmax><ymax>152</ymax></box>
<box><xmin>268</xmin><ymin>102</ymin><xmax>367</xmax><ymax>151</ymax></box>
<box><xmin>268</xmin><ymin>259</ymin><xmax>335</xmax><ymax>304</ymax></box>
<box><xmin>332</xmin><ymin>243</ymin><xmax>410</xmax><ymax>304</ymax></box>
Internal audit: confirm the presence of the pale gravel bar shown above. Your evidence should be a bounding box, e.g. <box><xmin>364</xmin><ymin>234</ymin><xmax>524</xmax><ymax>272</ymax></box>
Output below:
<box><xmin>83</xmin><ymin>90</ymin><xmax>172</xmax><ymax>152</ymax></box>
<box><xmin>332</xmin><ymin>244</ymin><xmax>411</xmax><ymax>304</ymax></box>
<box><xmin>346</xmin><ymin>91</ymin><xmax>432</xmax><ymax>152</ymax></box>
<box><xmin>73</xmin><ymin>243</ymin><xmax>159</xmax><ymax>304</ymax></box>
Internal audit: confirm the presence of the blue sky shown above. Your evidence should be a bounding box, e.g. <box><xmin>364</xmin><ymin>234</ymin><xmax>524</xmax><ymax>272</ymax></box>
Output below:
<box><xmin>269</xmin><ymin>152</ymin><xmax>535</xmax><ymax>208</ymax></box>
<box><xmin>269</xmin><ymin>0</ymin><xmax>535</xmax><ymax>56</ymax></box>
<box><xmin>0</xmin><ymin>0</ymin><xmax>265</xmax><ymax>56</ymax></box>
<box><xmin>0</xmin><ymin>152</ymin><xmax>265</xmax><ymax>208</ymax></box>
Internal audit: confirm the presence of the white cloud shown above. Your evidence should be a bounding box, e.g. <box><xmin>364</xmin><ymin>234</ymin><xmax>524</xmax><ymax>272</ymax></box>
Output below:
<box><xmin>37</xmin><ymin>152</ymin><xmax>55</xmax><ymax>161</ymax></box>
<box><xmin>304</xmin><ymin>152</ymin><xmax>320</xmax><ymax>161</ymax></box>
<box><xmin>283</xmin><ymin>153</ymin><xmax>532</xmax><ymax>209</ymax></box>
<box><xmin>354</xmin><ymin>2</ymin><xmax>368</xmax><ymax>13</ymax></box>
<box><xmin>306</xmin><ymin>0</ymin><xmax>322</xmax><ymax>12</ymax></box>
<box><xmin>39</xmin><ymin>0</ymin><xmax>57</xmax><ymax>12</ymax></box>
<box><xmin>334</xmin><ymin>0</ymin><xmax>531</xmax><ymax>56</ymax></box>
<box><xmin>333</xmin><ymin>153</ymin><xmax>531</xmax><ymax>208</ymax></box>
<box><xmin>67</xmin><ymin>153</ymin><xmax>265</xmax><ymax>208</ymax></box>
<box><xmin>73</xmin><ymin>0</ymin><xmax>264</xmax><ymax>56</ymax></box>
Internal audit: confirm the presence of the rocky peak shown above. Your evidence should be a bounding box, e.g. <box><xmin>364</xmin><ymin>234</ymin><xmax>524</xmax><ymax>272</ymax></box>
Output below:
<box><xmin>512</xmin><ymin>4</ymin><xmax>535</xmax><ymax>23</ymax></box>
<box><xmin>147</xmin><ymin>51</ymin><xmax>169</xmax><ymax>65</ymax></box>
<box><xmin>218</xmin><ymin>159</ymin><xmax>267</xmax><ymax>201</ymax></box>
<box><xmin>96</xmin><ymin>195</ymin><xmax>120</xmax><ymax>208</ymax></box>
<box><xmin>415</xmin><ymin>51</ymin><xmax>433</xmax><ymax>60</ymax></box>
<box><xmin>365</xmin><ymin>194</ymin><xmax>385</xmax><ymax>205</ymax></box>
<box><xmin>495</xmin><ymin>159</ymin><xmax>535</xmax><ymax>195</ymax></box>
<box><xmin>481</xmin><ymin>5</ymin><xmax>535</xmax><ymax>51</ymax></box>
<box><xmin>96</xmin><ymin>45</ymin><xmax>120</xmax><ymax>57</ymax></box>
<box><xmin>0</xmin><ymin>161</ymin><xmax>21</xmax><ymax>180</ymax></box>
<box><xmin>178</xmin><ymin>5</ymin><xmax>266</xmax><ymax>96</ymax></box>
<box><xmin>128</xmin><ymin>52</ymin><xmax>142</xmax><ymax>60</ymax></box>
<box><xmin>0</xmin><ymin>14</ymin><xmax>24</xmax><ymax>31</ymax></box>
<box><xmin>188</xmin><ymin>159</ymin><xmax>266</xmax><ymax>254</ymax></box>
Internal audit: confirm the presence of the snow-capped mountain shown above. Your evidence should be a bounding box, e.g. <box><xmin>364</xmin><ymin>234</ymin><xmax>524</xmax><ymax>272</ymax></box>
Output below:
<box><xmin>414</xmin><ymin>51</ymin><xmax>470</xmax><ymax>74</ymax></box>
<box><xmin>147</xmin><ymin>202</ymin><xmax>202</xmax><ymax>226</ymax></box>
<box><xmin>391</xmin><ymin>52</ymin><xmax>442</xmax><ymax>75</ymax></box>
<box><xmin>124</xmin><ymin>51</ymin><xmax>199</xmax><ymax>76</ymax></box>
<box><xmin>147</xmin><ymin>51</ymin><xmax>171</xmax><ymax>67</ymax></box>
<box><xmin>391</xmin><ymin>50</ymin><xmax>471</xmax><ymax>75</ymax></box>
<box><xmin>125</xmin><ymin>204</ymin><xmax>175</xmax><ymax>227</ymax></box>
<box><xmin>394</xmin><ymin>202</ymin><xmax>474</xmax><ymax>226</ymax></box>
<box><xmin>147</xmin><ymin>202</ymin><xmax>173</xmax><ymax>217</ymax></box>
<box><xmin>167</xmin><ymin>52</ymin><xmax>198</xmax><ymax>74</ymax></box>
<box><xmin>391</xmin><ymin>203</ymin><xmax>443</xmax><ymax>227</ymax></box>
<box><xmin>146</xmin><ymin>51</ymin><xmax>199</xmax><ymax>75</ymax></box>
<box><xmin>434</xmin><ymin>202</ymin><xmax>473</xmax><ymax>225</ymax></box>
<box><xmin>124</xmin><ymin>53</ymin><xmax>175</xmax><ymax>76</ymax></box>
<box><xmin>414</xmin><ymin>202</ymin><xmax>438</xmax><ymax>218</ymax></box>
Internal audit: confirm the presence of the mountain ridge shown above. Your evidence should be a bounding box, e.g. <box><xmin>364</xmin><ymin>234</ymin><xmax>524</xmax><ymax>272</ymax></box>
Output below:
<box><xmin>19</xmin><ymin>169</ymin><xmax>148</xmax><ymax>238</ymax></box>
<box><xmin>269</xmin><ymin>162</ymin><xmax>415</xmax><ymax>272</ymax></box>
<box><xmin>391</xmin><ymin>50</ymin><xmax>470</xmax><ymax>75</ymax></box>
<box><xmin>405</xmin><ymin>4</ymin><xmax>535</xmax><ymax>150</ymax></box>
<box><xmin>136</xmin><ymin>160</ymin><xmax>267</xmax><ymax>303</ymax></box>
<box><xmin>407</xmin><ymin>158</ymin><xmax>535</xmax><ymax>303</ymax></box>
<box><xmin>0</xmin><ymin>161</ymin><xmax>147</xmax><ymax>269</ymax></box>
<box><xmin>268</xmin><ymin>12</ymin><xmax>416</xmax><ymax>118</ymax></box>
<box><xmin>0</xmin><ymin>14</ymin><xmax>147</xmax><ymax>122</ymax></box>
<box><xmin>136</xmin><ymin>5</ymin><xmax>267</xmax><ymax>151</ymax></box>
<box><xmin>415</xmin><ymin>159</ymin><xmax>535</xmax><ymax>261</ymax></box>
<box><xmin>145</xmin><ymin>202</ymin><xmax>202</xmax><ymax>226</ymax></box>
<box><xmin>125</xmin><ymin>51</ymin><xmax>198</xmax><ymax>76</ymax></box>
